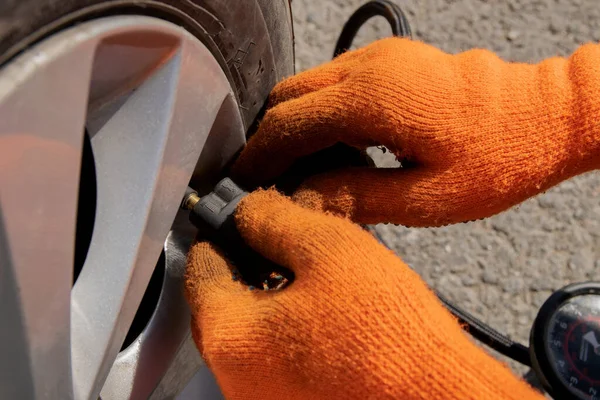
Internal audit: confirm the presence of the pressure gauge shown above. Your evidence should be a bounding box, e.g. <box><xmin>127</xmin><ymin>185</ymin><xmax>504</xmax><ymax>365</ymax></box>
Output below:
<box><xmin>530</xmin><ymin>282</ymin><xmax>600</xmax><ymax>400</ymax></box>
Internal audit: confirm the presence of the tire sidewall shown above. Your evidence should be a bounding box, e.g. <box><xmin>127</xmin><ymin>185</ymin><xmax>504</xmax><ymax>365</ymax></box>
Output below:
<box><xmin>0</xmin><ymin>0</ymin><xmax>294</xmax><ymax>128</ymax></box>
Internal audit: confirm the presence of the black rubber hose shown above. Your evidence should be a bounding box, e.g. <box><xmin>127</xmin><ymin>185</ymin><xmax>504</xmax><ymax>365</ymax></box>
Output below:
<box><xmin>435</xmin><ymin>291</ymin><xmax>532</xmax><ymax>366</ymax></box>
<box><xmin>333</xmin><ymin>0</ymin><xmax>412</xmax><ymax>58</ymax></box>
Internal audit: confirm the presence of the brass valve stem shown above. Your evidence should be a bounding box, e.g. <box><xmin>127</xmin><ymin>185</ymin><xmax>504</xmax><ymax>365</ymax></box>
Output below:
<box><xmin>182</xmin><ymin>190</ymin><xmax>201</xmax><ymax>210</ymax></box>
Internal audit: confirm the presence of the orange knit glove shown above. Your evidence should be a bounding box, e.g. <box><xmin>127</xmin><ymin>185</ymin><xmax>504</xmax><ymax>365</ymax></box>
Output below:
<box><xmin>232</xmin><ymin>38</ymin><xmax>600</xmax><ymax>227</ymax></box>
<box><xmin>184</xmin><ymin>189</ymin><xmax>543</xmax><ymax>400</ymax></box>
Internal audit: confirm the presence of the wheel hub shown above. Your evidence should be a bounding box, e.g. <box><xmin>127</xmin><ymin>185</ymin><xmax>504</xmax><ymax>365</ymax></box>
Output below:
<box><xmin>0</xmin><ymin>16</ymin><xmax>245</xmax><ymax>399</ymax></box>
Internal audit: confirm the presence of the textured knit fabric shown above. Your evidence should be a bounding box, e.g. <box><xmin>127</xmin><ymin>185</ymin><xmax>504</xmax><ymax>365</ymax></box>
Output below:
<box><xmin>232</xmin><ymin>38</ymin><xmax>600</xmax><ymax>227</ymax></box>
<box><xmin>185</xmin><ymin>189</ymin><xmax>543</xmax><ymax>400</ymax></box>
<box><xmin>185</xmin><ymin>38</ymin><xmax>600</xmax><ymax>399</ymax></box>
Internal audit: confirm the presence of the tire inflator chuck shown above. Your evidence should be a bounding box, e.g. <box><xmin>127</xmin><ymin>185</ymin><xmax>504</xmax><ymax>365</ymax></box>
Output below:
<box><xmin>182</xmin><ymin>178</ymin><xmax>291</xmax><ymax>291</ymax></box>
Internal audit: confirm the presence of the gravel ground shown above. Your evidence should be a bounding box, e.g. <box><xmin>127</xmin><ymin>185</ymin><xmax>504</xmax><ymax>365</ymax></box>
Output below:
<box><xmin>291</xmin><ymin>0</ymin><xmax>600</xmax><ymax>379</ymax></box>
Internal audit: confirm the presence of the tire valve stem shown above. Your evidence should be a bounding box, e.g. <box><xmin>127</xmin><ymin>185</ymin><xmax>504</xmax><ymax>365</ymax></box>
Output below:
<box><xmin>181</xmin><ymin>187</ymin><xmax>201</xmax><ymax>210</ymax></box>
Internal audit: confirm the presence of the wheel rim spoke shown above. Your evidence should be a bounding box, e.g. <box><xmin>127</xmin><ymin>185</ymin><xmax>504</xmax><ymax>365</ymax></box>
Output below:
<box><xmin>70</xmin><ymin>19</ymin><xmax>236</xmax><ymax>399</ymax></box>
<box><xmin>0</xmin><ymin>32</ymin><xmax>96</xmax><ymax>399</ymax></box>
<box><xmin>0</xmin><ymin>16</ymin><xmax>245</xmax><ymax>400</ymax></box>
<box><xmin>101</xmin><ymin>216</ymin><xmax>203</xmax><ymax>400</ymax></box>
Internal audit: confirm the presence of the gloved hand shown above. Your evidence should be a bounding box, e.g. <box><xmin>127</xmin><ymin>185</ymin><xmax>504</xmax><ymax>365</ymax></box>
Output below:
<box><xmin>184</xmin><ymin>189</ymin><xmax>542</xmax><ymax>400</ymax></box>
<box><xmin>232</xmin><ymin>38</ymin><xmax>600</xmax><ymax>227</ymax></box>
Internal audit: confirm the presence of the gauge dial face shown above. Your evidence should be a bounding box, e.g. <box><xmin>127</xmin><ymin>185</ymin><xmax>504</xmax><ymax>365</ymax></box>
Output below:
<box><xmin>546</xmin><ymin>294</ymin><xmax>600</xmax><ymax>399</ymax></box>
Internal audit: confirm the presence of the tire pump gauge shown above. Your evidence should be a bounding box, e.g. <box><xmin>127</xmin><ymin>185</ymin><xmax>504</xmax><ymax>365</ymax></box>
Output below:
<box><xmin>530</xmin><ymin>282</ymin><xmax>600</xmax><ymax>400</ymax></box>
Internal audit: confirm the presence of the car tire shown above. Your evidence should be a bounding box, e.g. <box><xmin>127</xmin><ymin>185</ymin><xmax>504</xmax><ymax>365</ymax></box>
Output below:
<box><xmin>0</xmin><ymin>0</ymin><xmax>294</xmax><ymax>129</ymax></box>
<box><xmin>0</xmin><ymin>1</ymin><xmax>293</xmax><ymax>399</ymax></box>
